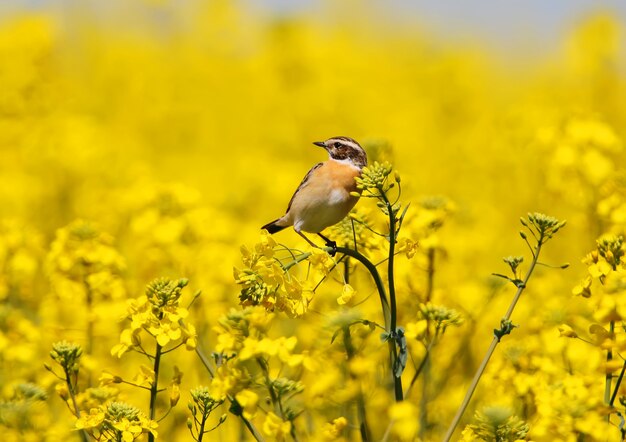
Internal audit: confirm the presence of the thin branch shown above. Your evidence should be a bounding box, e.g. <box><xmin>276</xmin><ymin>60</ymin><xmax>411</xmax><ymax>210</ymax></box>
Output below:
<box><xmin>64</xmin><ymin>368</ymin><xmax>89</xmax><ymax>442</ymax></box>
<box><xmin>148</xmin><ymin>343</ymin><xmax>163</xmax><ymax>442</ymax></box>
<box><xmin>328</xmin><ymin>246</ymin><xmax>391</xmax><ymax>329</ymax></box>
<box><xmin>381</xmin><ymin>190</ymin><xmax>403</xmax><ymax>402</ymax></box>
<box><xmin>405</xmin><ymin>337</ymin><xmax>437</xmax><ymax>398</ymax></box>
<box><xmin>610</xmin><ymin>359</ymin><xmax>626</xmax><ymax>407</ymax></box>
<box><xmin>443</xmin><ymin>235</ymin><xmax>545</xmax><ymax>441</ymax></box>
<box><xmin>195</xmin><ymin>345</ymin><xmax>265</xmax><ymax>442</ymax></box>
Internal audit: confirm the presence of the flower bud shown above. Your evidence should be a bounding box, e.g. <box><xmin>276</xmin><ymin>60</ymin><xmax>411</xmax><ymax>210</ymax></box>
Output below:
<box><xmin>55</xmin><ymin>383</ymin><xmax>69</xmax><ymax>400</ymax></box>
<box><xmin>170</xmin><ymin>388</ymin><xmax>180</xmax><ymax>407</ymax></box>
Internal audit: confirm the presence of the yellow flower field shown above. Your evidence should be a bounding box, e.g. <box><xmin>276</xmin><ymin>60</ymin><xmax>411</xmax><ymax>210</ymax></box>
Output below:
<box><xmin>1</xmin><ymin>2</ymin><xmax>626</xmax><ymax>441</ymax></box>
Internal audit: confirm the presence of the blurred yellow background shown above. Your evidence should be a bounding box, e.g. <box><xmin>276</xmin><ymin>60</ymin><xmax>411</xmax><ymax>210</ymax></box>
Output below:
<box><xmin>1</xmin><ymin>1</ymin><xmax>626</xmax><ymax>440</ymax></box>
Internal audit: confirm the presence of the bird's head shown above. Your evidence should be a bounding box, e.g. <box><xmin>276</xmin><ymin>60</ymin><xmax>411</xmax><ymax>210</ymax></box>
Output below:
<box><xmin>313</xmin><ymin>137</ymin><xmax>368</xmax><ymax>169</ymax></box>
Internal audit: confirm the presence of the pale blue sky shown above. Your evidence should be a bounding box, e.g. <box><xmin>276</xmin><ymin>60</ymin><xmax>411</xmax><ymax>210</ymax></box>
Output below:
<box><xmin>249</xmin><ymin>0</ymin><xmax>626</xmax><ymax>53</ymax></box>
<box><xmin>2</xmin><ymin>0</ymin><xmax>625</xmax><ymax>54</ymax></box>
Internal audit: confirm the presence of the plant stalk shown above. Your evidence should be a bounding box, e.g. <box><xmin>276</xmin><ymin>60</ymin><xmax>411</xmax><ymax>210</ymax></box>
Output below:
<box><xmin>420</xmin><ymin>248</ymin><xmax>435</xmax><ymax>437</ymax></box>
<box><xmin>197</xmin><ymin>409</ymin><xmax>208</xmax><ymax>442</ymax></box>
<box><xmin>382</xmin><ymin>194</ymin><xmax>404</xmax><ymax>402</ymax></box>
<box><xmin>65</xmin><ymin>368</ymin><xmax>89</xmax><ymax>442</ymax></box>
<box><xmin>148</xmin><ymin>343</ymin><xmax>163</xmax><ymax>442</ymax></box>
<box><xmin>442</xmin><ymin>235</ymin><xmax>544</xmax><ymax>441</ymax></box>
<box><xmin>342</xmin><ymin>324</ymin><xmax>372</xmax><ymax>441</ymax></box>
<box><xmin>606</xmin><ymin>320</ymin><xmax>615</xmax><ymax>422</ymax></box>
<box><xmin>610</xmin><ymin>360</ymin><xmax>626</xmax><ymax>407</ymax></box>
<box><xmin>333</xmin><ymin>246</ymin><xmax>391</xmax><ymax>329</ymax></box>
<box><xmin>195</xmin><ymin>345</ymin><xmax>265</xmax><ymax>442</ymax></box>
<box><xmin>405</xmin><ymin>337</ymin><xmax>436</xmax><ymax>398</ymax></box>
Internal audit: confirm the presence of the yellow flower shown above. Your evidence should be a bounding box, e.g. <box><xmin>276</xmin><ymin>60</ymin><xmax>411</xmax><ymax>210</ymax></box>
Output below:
<box><xmin>388</xmin><ymin>402</ymin><xmax>419</xmax><ymax>441</ymax></box>
<box><xmin>209</xmin><ymin>365</ymin><xmax>249</xmax><ymax>400</ymax></box>
<box><xmin>558</xmin><ymin>324</ymin><xmax>578</xmax><ymax>338</ymax></box>
<box><xmin>46</xmin><ymin>220</ymin><xmax>126</xmax><ymax>300</ymax></box>
<box><xmin>588</xmin><ymin>260</ymin><xmax>612</xmax><ymax>279</ymax></box>
<box><xmin>308</xmin><ymin>248</ymin><xmax>336</xmax><ymax>275</ymax></box>
<box><xmin>99</xmin><ymin>371</ymin><xmax>122</xmax><ymax>385</ymax></box>
<box><xmin>133</xmin><ymin>365</ymin><xmax>155</xmax><ymax>388</ymax></box>
<box><xmin>572</xmin><ymin>275</ymin><xmax>592</xmax><ymax>297</ymax></box>
<box><xmin>255</xmin><ymin>231</ymin><xmax>277</xmax><ymax>258</ymax></box>
<box><xmin>263</xmin><ymin>412</ymin><xmax>291</xmax><ymax>441</ymax></box>
<box><xmin>336</xmin><ymin>284</ymin><xmax>355</xmax><ymax>306</ymax></box>
<box><xmin>235</xmin><ymin>389</ymin><xmax>258</xmax><ymax>419</ymax></box>
<box><xmin>322</xmin><ymin>417</ymin><xmax>348</xmax><ymax>440</ymax></box>
<box><xmin>404</xmin><ymin>320</ymin><xmax>428</xmax><ymax>340</ymax></box>
<box><xmin>75</xmin><ymin>408</ymin><xmax>105</xmax><ymax>430</ymax></box>
<box><xmin>111</xmin><ymin>278</ymin><xmax>196</xmax><ymax>358</ymax></box>
<box><xmin>396</xmin><ymin>237</ymin><xmax>419</xmax><ymax>258</ymax></box>
<box><xmin>55</xmin><ymin>383</ymin><xmax>69</xmax><ymax>401</ymax></box>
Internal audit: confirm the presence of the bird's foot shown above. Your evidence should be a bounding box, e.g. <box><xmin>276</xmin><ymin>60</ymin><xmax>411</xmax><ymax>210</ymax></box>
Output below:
<box><xmin>325</xmin><ymin>240</ymin><xmax>337</xmax><ymax>257</ymax></box>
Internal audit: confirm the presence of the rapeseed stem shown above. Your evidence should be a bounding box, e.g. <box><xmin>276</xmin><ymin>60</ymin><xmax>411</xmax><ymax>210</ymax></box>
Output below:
<box><xmin>443</xmin><ymin>213</ymin><xmax>565</xmax><ymax>441</ymax></box>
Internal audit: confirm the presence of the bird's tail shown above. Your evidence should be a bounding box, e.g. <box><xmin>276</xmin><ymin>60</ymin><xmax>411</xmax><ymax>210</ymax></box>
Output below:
<box><xmin>261</xmin><ymin>219</ymin><xmax>287</xmax><ymax>234</ymax></box>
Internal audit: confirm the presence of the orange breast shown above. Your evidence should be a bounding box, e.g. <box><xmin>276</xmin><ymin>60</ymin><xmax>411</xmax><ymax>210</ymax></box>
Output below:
<box><xmin>315</xmin><ymin>161</ymin><xmax>361</xmax><ymax>194</ymax></box>
<box><xmin>285</xmin><ymin>160</ymin><xmax>362</xmax><ymax>232</ymax></box>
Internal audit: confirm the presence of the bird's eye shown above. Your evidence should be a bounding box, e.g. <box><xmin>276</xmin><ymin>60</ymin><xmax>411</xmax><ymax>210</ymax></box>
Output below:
<box><xmin>334</xmin><ymin>142</ymin><xmax>341</xmax><ymax>148</ymax></box>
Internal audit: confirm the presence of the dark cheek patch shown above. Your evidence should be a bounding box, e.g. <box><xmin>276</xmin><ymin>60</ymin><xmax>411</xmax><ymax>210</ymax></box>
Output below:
<box><xmin>337</xmin><ymin>146</ymin><xmax>350</xmax><ymax>160</ymax></box>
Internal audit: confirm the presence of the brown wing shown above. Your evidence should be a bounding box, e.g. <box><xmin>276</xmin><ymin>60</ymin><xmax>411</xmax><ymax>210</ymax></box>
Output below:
<box><xmin>286</xmin><ymin>162</ymin><xmax>323</xmax><ymax>213</ymax></box>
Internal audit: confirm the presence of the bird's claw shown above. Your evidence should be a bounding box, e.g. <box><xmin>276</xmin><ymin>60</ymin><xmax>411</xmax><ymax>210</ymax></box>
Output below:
<box><xmin>325</xmin><ymin>241</ymin><xmax>337</xmax><ymax>257</ymax></box>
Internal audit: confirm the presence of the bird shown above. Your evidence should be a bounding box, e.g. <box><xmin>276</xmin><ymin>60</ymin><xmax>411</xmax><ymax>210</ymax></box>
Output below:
<box><xmin>261</xmin><ymin>136</ymin><xmax>368</xmax><ymax>254</ymax></box>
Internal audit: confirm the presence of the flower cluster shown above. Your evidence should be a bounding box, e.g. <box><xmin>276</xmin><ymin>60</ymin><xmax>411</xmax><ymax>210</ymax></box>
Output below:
<box><xmin>327</xmin><ymin>208</ymin><xmax>381</xmax><ymax>250</ymax></box>
<box><xmin>1</xmin><ymin>4</ymin><xmax>626</xmax><ymax>441</ymax></box>
<box><xmin>187</xmin><ymin>386</ymin><xmax>226</xmax><ymax>441</ymax></box>
<box><xmin>208</xmin><ymin>306</ymin><xmax>309</xmax><ymax>437</ymax></box>
<box><xmin>572</xmin><ymin>235</ymin><xmax>626</xmax><ymax>312</ymax></box>
<box><xmin>76</xmin><ymin>401</ymin><xmax>158</xmax><ymax>441</ymax></box>
<box><xmin>234</xmin><ymin>232</ymin><xmax>313</xmax><ymax>317</ymax></box>
<box><xmin>46</xmin><ymin>220</ymin><xmax>126</xmax><ymax>302</ymax></box>
<box><xmin>111</xmin><ymin>278</ymin><xmax>197</xmax><ymax>357</ymax></box>
<box><xmin>354</xmin><ymin>161</ymin><xmax>396</xmax><ymax>198</ymax></box>
<box><xmin>0</xmin><ymin>220</ymin><xmax>43</xmax><ymax>306</ymax></box>
<box><xmin>418</xmin><ymin>302</ymin><xmax>463</xmax><ymax>334</ymax></box>
<box><xmin>461</xmin><ymin>407</ymin><xmax>529</xmax><ymax>442</ymax></box>
<box><xmin>50</xmin><ymin>340</ymin><xmax>83</xmax><ymax>374</ymax></box>
<box><xmin>523</xmin><ymin>212</ymin><xmax>567</xmax><ymax>243</ymax></box>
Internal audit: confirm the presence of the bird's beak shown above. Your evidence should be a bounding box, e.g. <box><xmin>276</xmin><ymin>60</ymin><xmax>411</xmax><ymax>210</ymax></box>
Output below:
<box><xmin>313</xmin><ymin>141</ymin><xmax>326</xmax><ymax>148</ymax></box>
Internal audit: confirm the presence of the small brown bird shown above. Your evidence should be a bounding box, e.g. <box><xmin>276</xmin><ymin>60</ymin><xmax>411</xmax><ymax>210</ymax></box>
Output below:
<box><xmin>261</xmin><ymin>136</ymin><xmax>367</xmax><ymax>252</ymax></box>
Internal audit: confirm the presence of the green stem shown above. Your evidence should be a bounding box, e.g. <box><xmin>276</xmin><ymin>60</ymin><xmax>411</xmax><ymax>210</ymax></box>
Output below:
<box><xmin>342</xmin><ymin>325</ymin><xmax>372</xmax><ymax>442</ymax></box>
<box><xmin>195</xmin><ymin>346</ymin><xmax>265</xmax><ymax>442</ymax></box>
<box><xmin>195</xmin><ymin>346</ymin><xmax>215</xmax><ymax>377</ymax></box>
<box><xmin>443</xmin><ymin>235</ymin><xmax>544</xmax><ymax>442</ymax></box>
<box><xmin>65</xmin><ymin>369</ymin><xmax>89</xmax><ymax>442</ymax></box>
<box><xmin>148</xmin><ymin>343</ymin><xmax>162</xmax><ymax>442</ymax></box>
<box><xmin>333</xmin><ymin>246</ymin><xmax>391</xmax><ymax>329</ymax></box>
<box><xmin>381</xmin><ymin>192</ymin><xmax>403</xmax><ymax>402</ymax></box>
<box><xmin>197</xmin><ymin>409</ymin><xmax>208</xmax><ymax>442</ymax></box>
<box><xmin>383</xmin><ymin>195</ymin><xmax>398</xmax><ymax>337</ymax></box>
<box><xmin>257</xmin><ymin>358</ymin><xmax>281</xmax><ymax>416</ymax></box>
<box><xmin>332</xmin><ymin>244</ymin><xmax>399</xmax><ymax>400</ymax></box>
<box><xmin>285</xmin><ymin>246</ymin><xmax>392</xmax><ymax>328</ymax></box>
<box><xmin>239</xmin><ymin>412</ymin><xmax>265</xmax><ymax>442</ymax></box>
<box><xmin>405</xmin><ymin>337</ymin><xmax>436</xmax><ymax>398</ymax></box>
<box><xmin>84</xmin><ymin>279</ymin><xmax>94</xmax><ymax>387</ymax></box>
<box><xmin>420</xmin><ymin>248</ymin><xmax>435</xmax><ymax>437</ymax></box>
<box><xmin>610</xmin><ymin>359</ymin><xmax>626</xmax><ymax>407</ymax></box>
<box><xmin>606</xmin><ymin>321</ymin><xmax>615</xmax><ymax>422</ymax></box>
<box><xmin>283</xmin><ymin>252</ymin><xmax>313</xmax><ymax>271</ymax></box>
<box><xmin>343</xmin><ymin>258</ymin><xmax>370</xmax><ymax>441</ymax></box>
